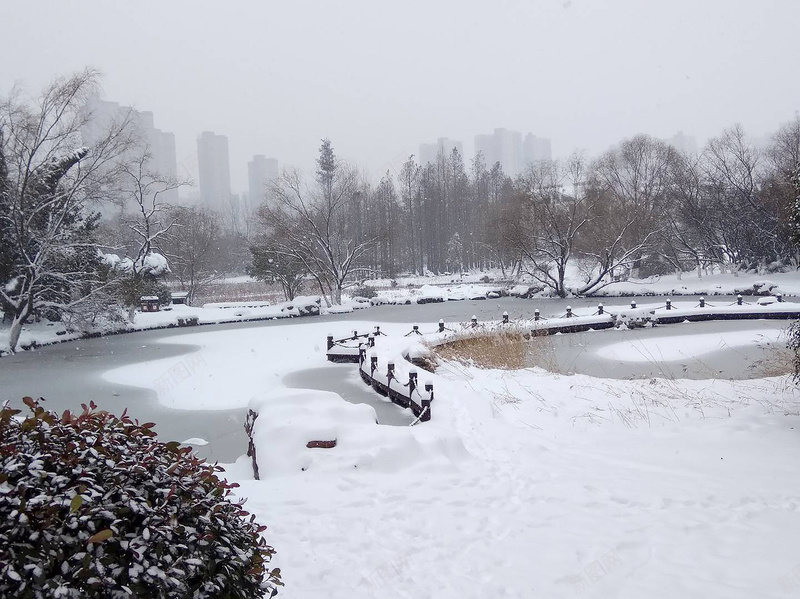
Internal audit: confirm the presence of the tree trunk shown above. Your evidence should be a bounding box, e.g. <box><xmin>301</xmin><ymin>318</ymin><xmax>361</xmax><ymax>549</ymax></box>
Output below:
<box><xmin>333</xmin><ymin>283</ymin><xmax>342</xmax><ymax>305</ymax></box>
<box><xmin>8</xmin><ymin>314</ymin><xmax>25</xmax><ymax>353</ymax></box>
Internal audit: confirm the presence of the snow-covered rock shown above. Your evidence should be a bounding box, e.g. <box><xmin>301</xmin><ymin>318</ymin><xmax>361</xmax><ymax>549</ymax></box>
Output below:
<box><xmin>415</xmin><ymin>285</ymin><xmax>445</xmax><ymax>304</ymax></box>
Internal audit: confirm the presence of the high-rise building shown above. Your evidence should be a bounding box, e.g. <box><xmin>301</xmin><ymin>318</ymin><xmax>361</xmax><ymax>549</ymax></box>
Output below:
<box><xmin>667</xmin><ymin>131</ymin><xmax>697</xmax><ymax>155</ymax></box>
<box><xmin>474</xmin><ymin>128</ymin><xmax>523</xmax><ymax>177</ymax></box>
<box><xmin>522</xmin><ymin>133</ymin><xmax>552</xmax><ymax>166</ymax></box>
<box><xmin>475</xmin><ymin>128</ymin><xmax>552</xmax><ymax>176</ymax></box>
<box><xmin>248</xmin><ymin>155</ymin><xmax>279</xmax><ymax>205</ymax></box>
<box><xmin>418</xmin><ymin>137</ymin><xmax>464</xmax><ymax>166</ymax></box>
<box><xmin>474</xmin><ymin>133</ymin><xmax>496</xmax><ymax>167</ymax></box>
<box><xmin>81</xmin><ymin>97</ymin><xmax>179</xmax><ymax>208</ymax></box>
<box><xmin>197</xmin><ymin>131</ymin><xmax>232</xmax><ymax>211</ymax></box>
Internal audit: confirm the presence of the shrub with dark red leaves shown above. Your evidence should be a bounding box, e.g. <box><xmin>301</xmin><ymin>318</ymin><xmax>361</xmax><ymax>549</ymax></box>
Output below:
<box><xmin>0</xmin><ymin>398</ymin><xmax>282</xmax><ymax>598</ymax></box>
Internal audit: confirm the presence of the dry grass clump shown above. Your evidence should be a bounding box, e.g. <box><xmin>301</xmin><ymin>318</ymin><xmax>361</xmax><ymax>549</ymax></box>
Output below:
<box><xmin>747</xmin><ymin>345</ymin><xmax>794</xmax><ymax>378</ymax></box>
<box><xmin>434</xmin><ymin>330</ymin><xmax>562</xmax><ymax>371</ymax></box>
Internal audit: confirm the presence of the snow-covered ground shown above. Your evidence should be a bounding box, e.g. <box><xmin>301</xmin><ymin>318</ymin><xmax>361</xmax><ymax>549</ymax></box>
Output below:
<box><xmin>0</xmin><ymin>295</ymin><xmax>345</xmax><ymax>355</ymax></box>
<box><xmin>99</xmin><ymin>313</ymin><xmax>800</xmax><ymax>598</ymax></box>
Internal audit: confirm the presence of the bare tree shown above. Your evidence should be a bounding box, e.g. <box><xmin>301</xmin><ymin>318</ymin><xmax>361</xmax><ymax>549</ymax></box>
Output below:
<box><xmin>0</xmin><ymin>70</ymin><xmax>135</xmax><ymax>352</ymax></box>
<box><xmin>701</xmin><ymin>124</ymin><xmax>780</xmax><ymax>270</ymax></box>
<box><xmin>513</xmin><ymin>153</ymin><xmax>592</xmax><ymax>297</ymax></box>
<box><xmin>577</xmin><ymin>135</ymin><xmax>675</xmax><ymax>294</ymax></box>
<box><xmin>259</xmin><ymin>140</ymin><xmax>375</xmax><ymax>305</ymax></box>
<box><xmin>160</xmin><ymin>205</ymin><xmax>224</xmax><ymax>304</ymax></box>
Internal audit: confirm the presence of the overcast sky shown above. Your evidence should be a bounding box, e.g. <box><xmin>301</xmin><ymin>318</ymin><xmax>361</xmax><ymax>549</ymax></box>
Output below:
<box><xmin>2</xmin><ymin>0</ymin><xmax>799</xmax><ymax>193</ymax></box>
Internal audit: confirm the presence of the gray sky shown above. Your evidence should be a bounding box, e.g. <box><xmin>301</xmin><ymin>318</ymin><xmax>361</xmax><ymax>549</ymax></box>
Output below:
<box><xmin>2</xmin><ymin>0</ymin><xmax>799</xmax><ymax>193</ymax></box>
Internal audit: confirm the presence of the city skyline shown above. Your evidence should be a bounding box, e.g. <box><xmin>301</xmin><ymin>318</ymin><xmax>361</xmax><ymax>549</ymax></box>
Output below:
<box><xmin>86</xmin><ymin>94</ymin><xmax>709</xmax><ymax>199</ymax></box>
<box><xmin>4</xmin><ymin>1</ymin><xmax>797</xmax><ymax>197</ymax></box>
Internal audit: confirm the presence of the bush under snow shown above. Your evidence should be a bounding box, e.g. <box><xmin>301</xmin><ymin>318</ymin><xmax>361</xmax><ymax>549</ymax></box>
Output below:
<box><xmin>0</xmin><ymin>398</ymin><xmax>281</xmax><ymax>598</ymax></box>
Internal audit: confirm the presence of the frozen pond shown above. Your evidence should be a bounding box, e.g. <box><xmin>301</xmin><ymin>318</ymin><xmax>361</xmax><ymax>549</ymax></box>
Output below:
<box><xmin>524</xmin><ymin>320</ymin><xmax>790</xmax><ymax>380</ymax></box>
<box><xmin>283</xmin><ymin>365</ymin><xmax>415</xmax><ymax>425</ymax></box>
<box><xmin>0</xmin><ymin>295</ymin><xmax>788</xmax><ymax>461</ymax></box>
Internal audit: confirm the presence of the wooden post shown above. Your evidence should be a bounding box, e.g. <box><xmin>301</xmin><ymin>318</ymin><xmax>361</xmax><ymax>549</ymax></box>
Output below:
<box><xmin>597</xmin><ymin>303</ymin><xmax>604</xmax><ymax>315</ymax></box>
<box><xmin>326</xmin><ymin>334</ymin><xmax>334</xmax><ymax>350</ymax></box>
<box><xmin>412</xmin><ymin>324</ymin><xmax>419</xmax><ymax>334</ymax></box>
<box><xmin>370</xmin><ymin>354</ymin><xmax>378</xmax><ymax>376</ymax></box>
<box><xmin>245</xmin><ymin>409</ymin><xmax>260</xmax><ymax>480</ymax></box>
<box><xmin>471</xmin><ymin>315</ymin><xmax>478</xmax><ymax>327</ymax></box>
<box><xmin>699</xmin><ymin>296</ymin><xmax>705</xmax><ymax>308</ymax></box>
<box><xmin>438</xmin><ymin>319</ymin><xmax>445</xmax><ymax>332</ymax></box>
<box><xmin>666</xmin><ymin>299</ymin><xmax>672</xmax><ymax>310</ymax></box>
<box><xmin>352</xmin><ymin>330</ymin><xmax>358</xmax><ymax>340</ymax></box>
<box><xmin>387</xmin><ymin>361</ymin><xmax>395</xmax><ymax>381</ymax></box>
<box><xmin>421</xmin><ymin>381</ymin><xmax>434</xmax><ymax>422</ymax></box>
<box><xmin>737</xmin><ymin>294</ymin><xmax>743</xmax><ymax>306</ymax></box>
<box><xmin>502</xmin><ymin>311</ymin><xmax>509</xmax><ymax>324</ymax></box>
<box><xmin>409</xmin><ymin>369</ymin><xmax>418</xmax><ymax>394</ymax></box>
<box><xmin>368</xmin><ymin>333</ymin><xmax>375</xmax><ymax>347</ymax></box>
<box><xmin>534</xmin><ymin>309</ymin><xmax>540</xmax><ymax>321</ymax></box>
<box><xmin>630</xmin><ymin>300</ymin><xmax>637</xmax><ymax>309</ymax></box>
<box><xmin>358</xmin><ymin>346</ymin><xmax>366</xmax><ymax>365</ymax></box>
<box><xmin>566</xmin><ymin>306</ymin><xmax>572</xmax><ymax>318</ymax></box>
<box><xmin>375</xmin><ymin>325</ymin><xmax>382</xmax><ymax>336</ymax></box>
<box><xmin>777</xmin><ymin>293</ymin><xmax>783</xmax><ymax>302</ymax></box>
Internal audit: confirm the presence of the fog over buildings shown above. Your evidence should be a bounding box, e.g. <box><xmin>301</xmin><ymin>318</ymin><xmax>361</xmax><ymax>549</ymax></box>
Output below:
<box><xmin>3</xmin><ymin>0</ymin><xmax>799</xmax><ymax>194</ymax></box>
<box><xmin>248</xmin><ymin>155</ymin><xmax>279</xmax><ymax>205</ymax></box>
<box><xmin>81</xmin><ymin>97</ymin><xmax>179</xmax><ymax>207</ymax></box>
<box><xmin>419</xmin><ymin>138</ymin><xmax>464</xmax><ymax>167</ymax></box>
<box><xmin>196</xmin><ymin>131</ymin><xmax>232</xmax><ymax>211</ymax></box>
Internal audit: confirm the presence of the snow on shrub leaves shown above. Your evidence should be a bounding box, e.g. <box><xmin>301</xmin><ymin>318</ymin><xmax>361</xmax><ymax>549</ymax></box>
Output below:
<box><xmin>0</xmin><ymin>398</ymin><xmax>282</xmax><ymax>598</ymax></box>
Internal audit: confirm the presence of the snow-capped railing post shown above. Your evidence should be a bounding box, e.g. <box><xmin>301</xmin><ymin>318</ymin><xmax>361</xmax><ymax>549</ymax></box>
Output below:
<box><xmin>412</xmin><ymin>324</ymin><xmax>420</xmax><ymax>335</ymax></box>
<box><xmin>375</xmin><ymin>325</ymin><xmax>383</xmax><ymax>336</ymax></box>
<box><xmin>777</xmin><ymin>293</ymin><xmax>783</xmax><ymax>302</ymax></box>
<box><xmin>666</xmin><ymin>299</ymin><xmax>672</xmax><ymax>310</ymax></box>
<box><xmin>368</xmin><ymin>333</ymin><xmax>375</xmax><ymax>348</ymax></box>
<box><xmin>737</xmin><ymin>295</ymin><xmax>743</xmax><ymax>306</ymax></box>
<box><xmin>566</xmin><ymin>306</ymin><xmax>573</xmax><ymax>318</ymax></box>
<box><xmin>597</xmin><ymin>303</ymin><xmax>604</xmax><ymax>315</ymax></box>
<box><xmin>370</xmin><ymin>354</ymin><xmax>378</xmax><ymax>376</ymax></box>
<box><xmin>408</xmin><ymin>369</ymin><xmax>418</xmax><ymax>395</ymax></box>
<box><xmin>421</xmin><ymin>381</ymin><xmax>434</xmax><ymax>422</ymax></box>
<box><xmin>699</xmin><ymin>297</ymin><xmax>705</xmax><ymax>308</ymax></box>
<box><xmin>352</xmin><ymin>330</ymin><xmax>359</xmax><ymax>340</ymax></box>
<box><xmin>534</xmin><ymin>309</ymin><xmax>540</xmax><ymax>321</ymax></box>
<box><xmin>502</xmin><ymin>311</ymin><xmax>509</xmax><ymax>324</ymax></box>
<box><xmin>438</xmin><ymin>319</ymin><xmax>445</xmax><ymax>332</ymax></box>
<box><xmin>387</xmin><ymin>360</ymin><xmax>395</xmax><ymax>382</ymax></box>
<box><xmin>630</xmin><ymin>300</ymin><xmax>637</xmax><ymax>309</ymax></box>
<box><xmin>326</xmin><ymin>334</ymin><xmax>334</xmax><ymax>350</ymax></box>
<box><xmin>471</xmin><ymin>315</ymin><xmax>478</xmax><ymax>327</ymax></box>
<box><xmin>358</xmin><ymin>345</ymin><xmax>366</xmax><ymax>365</ymax></box>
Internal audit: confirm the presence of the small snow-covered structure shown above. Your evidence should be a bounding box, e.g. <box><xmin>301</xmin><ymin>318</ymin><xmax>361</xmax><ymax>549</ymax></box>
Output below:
<box><xmin>171</xmin><ymin>291</ymin><xmax>190</xmax><ymax>305</ymax></box>
<box><xmin>140</xmin><ymin>295</ymin><xmax>160</xmax><ymax>312</ymax></box>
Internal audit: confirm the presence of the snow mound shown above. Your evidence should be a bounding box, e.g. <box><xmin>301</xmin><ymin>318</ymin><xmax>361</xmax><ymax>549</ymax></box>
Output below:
<box><xmin>415</xmin><ymin>285</ymin><xmax>445</xmax><ymax>304</ymax></box>
<box><xmin>248</xmin><ymin>388</ymin><xmax>469</xmax><ymax>477</ymax></box>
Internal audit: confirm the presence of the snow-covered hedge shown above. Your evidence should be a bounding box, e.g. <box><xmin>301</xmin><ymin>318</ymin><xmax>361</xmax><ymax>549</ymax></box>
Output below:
<box><xmin>0</xmin><ymin>399</ymin><xmax>281</xmax><ymax>598</ymax></box>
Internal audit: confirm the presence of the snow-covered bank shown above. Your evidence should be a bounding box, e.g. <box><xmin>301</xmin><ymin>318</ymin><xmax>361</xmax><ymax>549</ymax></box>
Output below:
<box><xmin>6</xmin><ymin>270</ymin><xmax>800</xmax><ymax>357</ymax></box>
<box><xmin>0</xmin><ymin>296</ymin><xmax>332</xmax><ymax>356</ymax></box>
<box><xmin>97</xmin><ymin>314</ymin><xmax>800</xmax><ymax>598</ymax></box>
